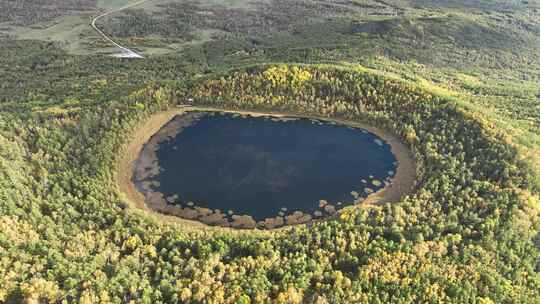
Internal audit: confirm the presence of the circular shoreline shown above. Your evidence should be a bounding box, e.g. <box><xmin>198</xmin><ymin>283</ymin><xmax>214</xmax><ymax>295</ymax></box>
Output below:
<box><xmin>116</xmin><ymin>105</ymin><xmax>417</xmax><ymax>232</ymax></box>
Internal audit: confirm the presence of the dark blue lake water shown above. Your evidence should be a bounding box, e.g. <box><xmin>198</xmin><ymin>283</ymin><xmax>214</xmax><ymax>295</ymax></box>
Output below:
<box><xmin>147</xmin><ymin>112</ymin><xmax>397</xmax><ymax>224</ymax></box>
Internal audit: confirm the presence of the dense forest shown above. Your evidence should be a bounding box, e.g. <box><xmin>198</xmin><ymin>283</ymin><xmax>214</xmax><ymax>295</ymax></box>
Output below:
<box><xmin>1</xmin><ymin>0</ymin><xmax>540</xmax><ymax>302</ymax></box>
<box><xmin>1</xmin><ymin>64</ymin><xmax>539</xmax><ymax>303</ymax></box>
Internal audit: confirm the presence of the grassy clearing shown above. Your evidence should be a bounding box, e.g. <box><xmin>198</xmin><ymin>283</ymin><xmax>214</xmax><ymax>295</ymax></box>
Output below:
<box><xmin>2</xmin><ymin>15</ymin><xmax>97</xmax><ymax>55</ymax></box>
<box><xmin>97</xmin><ymin>0</ymin><xmax>145</xmax><ymax>10</ymax></box>
<box><xmin>0</xmin><ymin>0</ymin><xmax>157</xmax><ymax>55</ymax></box>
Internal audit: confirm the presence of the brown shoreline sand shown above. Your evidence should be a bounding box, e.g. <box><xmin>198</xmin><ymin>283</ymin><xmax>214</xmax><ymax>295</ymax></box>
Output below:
<box><xmin>116</xmin><ymin>105</ymin><xmax>417</xmax><ymax>232</ymax></box>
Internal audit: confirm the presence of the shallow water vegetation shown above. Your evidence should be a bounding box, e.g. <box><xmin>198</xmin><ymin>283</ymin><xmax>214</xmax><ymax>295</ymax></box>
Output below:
<box><xmin>0</xmin><ymin>64</ymin><xmax>539</xmax><ymax>303</ymax></box>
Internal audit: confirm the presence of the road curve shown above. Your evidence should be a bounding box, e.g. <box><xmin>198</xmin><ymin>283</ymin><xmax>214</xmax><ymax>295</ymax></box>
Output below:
<box><xmin>91</xmin><ymin>0</ymin><xmax>149</xmax><ymax>58</ymax></box>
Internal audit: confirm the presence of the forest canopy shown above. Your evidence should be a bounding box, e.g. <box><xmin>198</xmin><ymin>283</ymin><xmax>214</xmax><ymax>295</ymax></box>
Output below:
<box><xmin>0</xmin><ymin>64</ymin><xmax>539</xmax><ymax>303</ymax></box>
<box><xmin>1</xmin><ymin>0</ymin><xmax>539</xmax><ymax>302</ymax></box>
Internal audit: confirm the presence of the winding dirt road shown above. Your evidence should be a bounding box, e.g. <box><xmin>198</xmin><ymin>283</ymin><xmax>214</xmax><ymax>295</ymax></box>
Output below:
<box><xmin>91</xmin><ymin>0</ymin><xmax>149</xmax><ymax>58</ymax></box>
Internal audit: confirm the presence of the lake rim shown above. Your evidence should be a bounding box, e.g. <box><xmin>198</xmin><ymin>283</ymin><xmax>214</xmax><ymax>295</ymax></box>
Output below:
<box><xmin>117</xmin><ymin>106</ymin><xmax>417</xmax><ymax>230</ymax></box>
